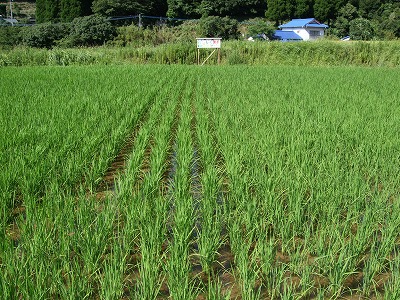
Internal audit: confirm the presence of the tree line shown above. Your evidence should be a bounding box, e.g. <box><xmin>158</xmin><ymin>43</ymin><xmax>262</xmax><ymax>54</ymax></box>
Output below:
<box><xmin>35</xmin><ymin>0</ymin><xmax>266</xmax><ymax>22</ymax></box>
<box><xmin>30</xmin><ymin>0</ymin><xmax>400</xmax><ymax>40</ymax></box>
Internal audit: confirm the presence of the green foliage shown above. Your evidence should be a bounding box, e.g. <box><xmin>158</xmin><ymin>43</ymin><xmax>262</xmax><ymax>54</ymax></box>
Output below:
<box><xmin>1</xmin><ymin>40</ymin><xmax>400</xmax><ymax>67</ymax></box>
<box><xmin>0</xmin><ymin>27</ymin><xmax>22</xmax><ymax>49</ymax></box>
<box><xmin>332</xmin><ymin>3</ymin><xmax>358</xmax><ymax>37</ymax></box>
<box><xmin>313</xmin><ymin>0</ymin><xmax>334</xmax><ymax>23</ymax></box>
<box><xmin>67</xmin><ymin>15</ymin><xmax>116</xmax><ymax>46</ymax></box>
<box><xmin>294</xmin><ymin>0</ymin><xmax>313</xmax><ymax>18</ymax></box>
<box><xmin>36</xmin><ymin>0</ymin><xmax>60</xmax><ymax>23</ymax></box>
<box><xmin>199</xmin><ymin>0</ymin><xmax>266</xmax><ymax>17</ymax></box>
<box><xmin>349</xmin><ymin>17</ymin><xmax>375</xmax><ymax>40</ymax></box>
<box><xmin>0</xmin><ymin>4</ymin><xmax>6</xmax><ymax>17</ymax></box>
<box><xmin>265</xmin><ymin>0</ymin><xmax>294</xmax><ymax>24</ymax></box>
<box><xmin>19</xmin><ymin>15</ymin><xmax>115</xmax><ymax>48</ymax></box>
<box><xmin>246</xmin><ymin>18</ymin><xmax>275</xmax><ymax>37</ymax></box>
<box><xmin>1</xmin><ymin>64</ymin><xmax>400</xmax><ymax>299</ymax></box>
<box><xmin>113</xmin><ymin>21</ymin><xmax>199</xmax><ymax>47</ymax></box>
<box><xmin>374</xmin><ymin>3</ymin><xmax>400</xmax><ymax>39</ymax></box>
<box><xmin>199</xmin><ymin>16</ymin><xmax>239</xmax><ymax>39</ymax></box>
<box><xmin>60</xmin><ymin>0</ymin><xmax>84</xmax><ymax>22</ymax></box>
<box><xmin>167</xmin><ymin>0</ymin><xmax>202</xmax><ymax>18</ymax></box>
<box><xmin>21</xmin><ymin>23</ymin><xmax>70</xmax><ymax>48</ymax></box>
<box><xmin>167</xmin><ymin>0</ymin><xmax>265</xmax><ymax>18</ymax></box>
<box><xmin>37</xmin><ymin>0</ymin><xmax>92</xmax><ymax>23</ymax></box>
<box><xmin>150</xmin><ymin>0</ymin><xmax>168</xmax><ymax>16</ymax></box>
<box><xmin>359</xmin><ymin>0</ymin><xmax>384</xmax><ymax>18</ymax></box>
<box><xmin>91</xmin><ymin>0</ymin><xmax>153</xmax><ymax>16</ymax></box>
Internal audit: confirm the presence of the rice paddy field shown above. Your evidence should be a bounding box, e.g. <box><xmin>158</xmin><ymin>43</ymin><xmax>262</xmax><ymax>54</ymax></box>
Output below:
<box><xmin>1</xmin><ymin>64</ymin><xmax>400</xmax><ymax>299</ymax></box>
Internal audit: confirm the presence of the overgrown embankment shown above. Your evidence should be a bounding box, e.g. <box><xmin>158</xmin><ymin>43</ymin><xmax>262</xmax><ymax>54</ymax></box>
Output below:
<box><xmin>1</xmin><ymin>40</ymin><xmax>400</xmax><ymax>67</ymax></box>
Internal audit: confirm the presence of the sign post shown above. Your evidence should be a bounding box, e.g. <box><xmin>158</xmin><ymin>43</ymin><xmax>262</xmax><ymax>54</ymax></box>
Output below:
<box><xmin>196</xmin><ymin>38</ymin><xmax>222</xmax><ymax>65</ymax></box>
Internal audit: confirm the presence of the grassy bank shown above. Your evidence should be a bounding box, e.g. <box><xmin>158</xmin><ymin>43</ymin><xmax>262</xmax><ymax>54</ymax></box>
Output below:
<box><xmin>1</xmin><ymin>40</ymin><xmax>400</xmax><ymax>67</ymax></box>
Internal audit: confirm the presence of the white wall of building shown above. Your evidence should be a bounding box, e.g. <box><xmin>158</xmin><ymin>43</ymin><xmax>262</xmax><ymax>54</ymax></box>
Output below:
<box><xmin>281</xmin><ymin>28</ymin><xmax>325</xmax><ymax>41</ymax></box>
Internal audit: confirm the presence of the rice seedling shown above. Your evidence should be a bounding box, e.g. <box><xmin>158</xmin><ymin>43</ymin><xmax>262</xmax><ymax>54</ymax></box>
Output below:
<box><xmin>1</xmin><ymin>64</ymin><xmax>399</xmax><ymax>299</ymax></box>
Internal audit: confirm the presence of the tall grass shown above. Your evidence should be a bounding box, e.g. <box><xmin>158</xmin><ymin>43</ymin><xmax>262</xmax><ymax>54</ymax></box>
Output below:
<box><xmin>1</xmin><ymin>40</ymin><xmax>400</xmax><ymax>67</ymax></box>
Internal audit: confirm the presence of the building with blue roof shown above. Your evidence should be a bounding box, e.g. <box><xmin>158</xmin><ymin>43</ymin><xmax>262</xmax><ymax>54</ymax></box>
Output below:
<box><xmin>278</xmin><ymin>18</ymin><xmax>328</xmax><ymax>41</ymax></box>
<box><xmin>273</xmin><ymin>30</ymin><xmax>303</xmax><ymax>42</ymax></box>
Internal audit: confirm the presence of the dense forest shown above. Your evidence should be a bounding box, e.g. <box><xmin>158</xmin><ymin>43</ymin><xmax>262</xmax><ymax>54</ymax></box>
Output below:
<box><xmin>34</xmin><ymin>0</ymin><xmax>399</xmax><ymax>23</ymax></box>
<box><xmin>33</xmin><ymin>0</ymin><xmax>399</xmax><ymax>39</ymax></box>
<box><xmin>34</xmin><ymin>0</ymin><xmax>398</xmax><ymax>36</ymax></box>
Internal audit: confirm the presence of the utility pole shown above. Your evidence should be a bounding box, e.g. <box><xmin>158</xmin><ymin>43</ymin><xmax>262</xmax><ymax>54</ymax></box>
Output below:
<box><xmin>138</xmin><ymin>13</ymin><xmax>142</xmax><ymax>28</ymax></box>
<box><xmin>9</xmin><ymin>0</ymin><xmax>13</xmax><ymax>26</ymax></box>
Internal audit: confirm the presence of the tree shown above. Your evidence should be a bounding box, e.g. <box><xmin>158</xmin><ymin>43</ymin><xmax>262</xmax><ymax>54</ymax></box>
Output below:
<box><xmin>199</xmin><ymin>16</ymin><xmax>239</xmax><ymax>39</ymax></box>
<box><xmin>45</xmin><ymin>0</ymin><xmax>60</xmax><ymax>21</ymax></box>
<box><xmin>349</xmin><ymin>17</ymin><xmax>375</xmax><ymax>40</ymax></box>
<box><xmin>266</xmin><ymin>0</ymin><xmax>291</xmax><ymax>24</ymax></box>
<box><xmin>91</xmin><ymin>0</ymin><xmax>153</xmax><ymax>16</ymax></box>
<box><xmin>150</xmin><ymin>0</ymin><xmax>168</xmax><ymax>16</ymax></box>
<box><xmin>36</xmin><ymin>0</ymin><xmax>60</xmax><ymax>23</ymax></box>
<box><xmin>166</xmin><ymin>0</ymin><xmax>202</xmax><ymax>18</ymax></box>
<box><xmin>246</xmin><ymin>17</ymin><xmax>275</xmax><ymax>37</ymax></box>
<box><xmin>60</xmin><ymin>0</ymin><xmax>83</xmax><ymax>22</ymax></box>
<box><xmin>21</xmin><ymin>23</ymin><xmax>69</xmax><ymax>47</ymax></box>
<box><xmin>313</xmin><ymin>0</ymin><xmax>335</xmax><ymax>23</ymax></box>
<box><xmin>167</xmin><ymin>0</ymin><xmax>266</xmax><ymax>19</ymax></box>
<box><xmin>333</xmin><ymin>3</ymin><xmax>358</xmax><ymax>37</ymax></box>
<box><xmin>359</xmin><ymin>0</ymin><xmax>383</xmax><ymax>18</ymax></box>
<box><xmin>294</xmin><ymin>0</ymin><xmax>313</xmax><ymax>18</ymax></box>
<box><xmin>0</xmin><ymin>4</ymin><xmax>6</xmax><ymax>17</ymax></box>
<box><xmin>203</xmin><ymin>0</ymin><xmax>267</xmax><ymax>17</ymax></box>
<box><xmin>373</xmin><ymin>3</ymin><xmax>400</xmax><ymax>38</ymax></box>
<box><xmin>69</xmin><ymin>14</ymin><xmax>116</xmax><ymax>45</ymax></box>
<box><xmin>37</xmin><ymin>0</ymin><xmax>92</xmax><ymax>23</ymax></box>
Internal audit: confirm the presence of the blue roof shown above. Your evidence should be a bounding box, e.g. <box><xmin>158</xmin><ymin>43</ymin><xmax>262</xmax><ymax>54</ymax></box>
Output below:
<box><xmin>279</xmin><ymin>18</ymin><xmax>328</xmax><ymax>29</ymax></box>
<box><xmin>273</xmin><ymin>30</ymin><xmax>303</xmax><ymax>41</ymax></box>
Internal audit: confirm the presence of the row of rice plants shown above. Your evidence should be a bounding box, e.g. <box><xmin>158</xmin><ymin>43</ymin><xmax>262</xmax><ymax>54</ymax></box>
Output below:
<box><xmin>0</xmin><ymin>66</ymin><xmax>172</xmax><ymax>230</ymax></box>
<box><xmin>96</xmin><ymin>71</ymin><xmax>179</xmax><ymax>299</ymax></box>
<box><xmin>166</xmin><ymin>80</ymin><xmax>198</xmax><ymax>299</ymax></box>
<box><xmin>85</xmin><ymin>69</ymin><xmax>187</xmax><ymax>299</ymax></box>
<box><xmin>204</xmin><ymin>65</ymin><xmax>400</xmax><ymax>297</ymax></box>
<box><xmin>132</xmin><ymin>76</ymin><xmax>184</xmax><ymax>299</ymax></box>
<box><xmin>193</xmin><ymin>78</ymin><xmax>224</xmax><ymax>285</ymax></box>
<box><xmin>0</xmin><ymin>65</ymin><xmax>183</xmax><ymax>298</ymax></box>
<box><xmin>95</xmin><ymin>69</ymin><xmax>188</xmax><ymax>299</ymax></box>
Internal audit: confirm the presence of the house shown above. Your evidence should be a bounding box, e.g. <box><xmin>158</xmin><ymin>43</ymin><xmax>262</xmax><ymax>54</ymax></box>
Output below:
<box><xmin>278</xmin><ymin>18</ymin><xmax>328</xmax><ymax>41</ymax></box>
<box><xmin>272</xmin><ymin>30</ymin><xmax>303</xmax><ymax>42</ymax></box>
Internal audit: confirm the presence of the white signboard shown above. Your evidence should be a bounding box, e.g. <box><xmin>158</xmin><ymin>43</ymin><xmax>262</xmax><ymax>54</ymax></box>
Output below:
<box><xmin>196</xmin><ymin>38</ymin><xmax>222</xmax><ymax>49</ymax></box>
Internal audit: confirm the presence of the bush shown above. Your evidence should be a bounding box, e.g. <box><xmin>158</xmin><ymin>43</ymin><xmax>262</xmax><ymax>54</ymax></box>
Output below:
<box><xmin>67</xmin><ymin>15</ymin><xmax>116</xmax><ymax>46</ymax></box>
<box><xmin>199</xmin><ymin>16</ymin><xmax>239</xmax><ymax>40</ymax></box>
<box><xmin>113</xmin><ymin>21</ymin><xmax>200</xmax><ymax>47</ymax></box>
<box><xmin>349</xmin><ymin>18</ymin><xmax>375</xmax><ymax>40</ymax></box>
<box><xmin>21</xmin><ymin>23</ymin><xmax>70</xmax><ymax>48</ymax></box>
<box><xmin>245</xmin><ymin>18</ymin><xmax>275</xmax><ymax>38</ymax></box>
<box><xmin>0</xmin><ymin>26</ymin><xmax>22</xmax><ymax>49</ymax></box>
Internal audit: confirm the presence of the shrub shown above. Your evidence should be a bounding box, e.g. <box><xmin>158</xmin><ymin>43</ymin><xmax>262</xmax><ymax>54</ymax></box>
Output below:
<box><xmin>349</xmin><ymin>18</ymin><xmax>375</xmax><ymax>40</ymax></box>
<box><xmin>0</xmin><ymin>26</ymin><xmax>22</xmax><ymax>49</ymax></box>
<box><xmin>21</xmin><ymin>23</ymin><xmax>70</xmax><ymax>48</ymax></box>
<box><xmin>245</xmin><ymin>18</ymin><xmax>275</xmax><ymax>38</ymax></box>
<box><xmin>113</xmin><ymin>21</ymin><xmax>200</xmax><ymax>47</ymax></box>
<box><xmin>68</xmin><ymin>15</ymin><xmax>116</xmax><ymax>46</ymax></box>
<box><xmin>199</xmin><ymin>16</ymin><xmax>239</xmax><ymax>40</ymax></box>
